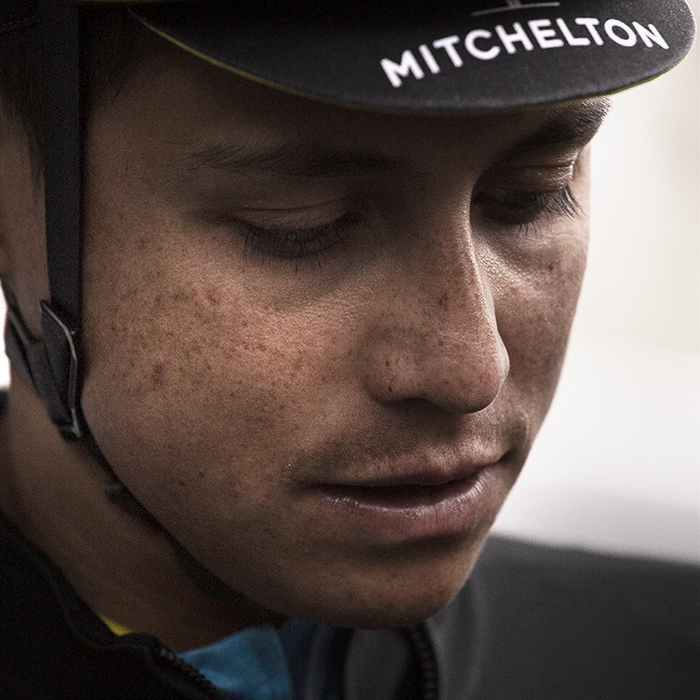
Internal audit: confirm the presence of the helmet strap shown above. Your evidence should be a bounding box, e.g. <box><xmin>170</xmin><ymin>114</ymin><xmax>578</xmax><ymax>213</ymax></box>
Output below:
<box><xmin>3</xmin><ymin>1</ymin><xmax>243</xmax><ymax>603</ymax></box>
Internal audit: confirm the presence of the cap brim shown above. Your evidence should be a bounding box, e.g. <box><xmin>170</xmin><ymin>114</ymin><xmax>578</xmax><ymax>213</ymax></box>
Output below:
<box><xmin>130</xmin><ymin>0</ymin><xmax>696</xmax><ymax>113</ymax></box>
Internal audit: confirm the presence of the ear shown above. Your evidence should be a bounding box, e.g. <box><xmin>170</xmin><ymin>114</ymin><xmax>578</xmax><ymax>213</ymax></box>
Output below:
<box><xmin>0</xmin><ymin>117</ymin><xmax>17</xmax><ymax>278</ymax></box>
<box><xmin>0</xmin><ymin>114</ymin><xmax>49</xmax><ymax>339</ymax></box>
<box><xmin>0</xmin><ymin>166</ymin><xmax>12</xmax><ymax>279</ymax></box>
<box><xmin>0</xmin><ymin>113</ymin><xmax>45</xmax><ymax>281</ymax></box>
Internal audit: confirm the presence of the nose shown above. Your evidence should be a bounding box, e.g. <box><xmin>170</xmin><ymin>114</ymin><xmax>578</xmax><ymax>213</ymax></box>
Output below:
<box><xmin>364</xmin><ymin>223</ymin><xmax>509</xmax><ymax>415</ymax></box>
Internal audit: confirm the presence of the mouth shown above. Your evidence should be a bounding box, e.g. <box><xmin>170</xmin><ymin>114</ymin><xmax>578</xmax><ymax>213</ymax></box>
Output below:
<box><xmin>312</xmin><ymin>462</ymin><xmax>503</xmax><ymax>543</ymax></box>
<box><xmin>318</xmin><ymin>473</ymin><xmax>480</xmax><ymax>508</ymax></box>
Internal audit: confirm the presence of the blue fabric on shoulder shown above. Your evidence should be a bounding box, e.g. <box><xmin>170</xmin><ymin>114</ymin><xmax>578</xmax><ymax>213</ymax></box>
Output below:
<box><xmin>179</xmin><ymin>624</ymin><xmax>294</xmax><ymax>700</ymax></box>
<box><xmin>178</xmin><ymin>620</ymin><xmax>342</xmax><ymax>700</ymax></box>
<box><xmin>278</xmin><ymin>621</ymin><xmax>318</xmax><ymax>698</ymax></box>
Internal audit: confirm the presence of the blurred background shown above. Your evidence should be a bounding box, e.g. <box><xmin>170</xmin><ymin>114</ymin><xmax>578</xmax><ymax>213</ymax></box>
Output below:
<box><xmin>493</xmin><ymin>4</ymin><xmax>700</xmax><ymax>562</ymax></box>
<box><xmin>1</xmin><ymin>7</ymin><xmax>698</xmax><ymax>562</ymax></box>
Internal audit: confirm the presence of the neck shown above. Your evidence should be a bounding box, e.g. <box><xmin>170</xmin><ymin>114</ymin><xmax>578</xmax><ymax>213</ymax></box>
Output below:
<box><xmin>0</xmin><ymin>371</ymin><xmax>285</xmax><ymax>652</ymax></box>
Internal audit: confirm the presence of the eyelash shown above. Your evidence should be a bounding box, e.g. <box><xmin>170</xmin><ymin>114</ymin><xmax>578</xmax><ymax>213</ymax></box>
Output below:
<box><xmin>240</xmin><ymin>212</ymin><xmax>357</xmax><ymax>262</ymax></box>
<box><xmin>237</xmin><ymin>185</ymin><xmax>580</xmax><ymax>263</ymax></box>
<box><xmin>474</xmin><ymin>184</ymin><xmax>581</xmax><ymax>228</ymax></box>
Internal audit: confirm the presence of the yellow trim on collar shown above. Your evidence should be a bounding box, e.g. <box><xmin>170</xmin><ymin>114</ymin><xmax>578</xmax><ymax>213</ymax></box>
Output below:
<box><xmin>100</xmin><ymin>615</ymin><xmax>134</xmax><ymax>637</ymax></box>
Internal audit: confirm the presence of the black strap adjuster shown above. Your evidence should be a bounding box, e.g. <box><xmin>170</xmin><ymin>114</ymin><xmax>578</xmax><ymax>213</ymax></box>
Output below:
<box><xmin>40</xmin><ymin>301</ymin><xmax>83</xmax><ymax>440</ymax></box>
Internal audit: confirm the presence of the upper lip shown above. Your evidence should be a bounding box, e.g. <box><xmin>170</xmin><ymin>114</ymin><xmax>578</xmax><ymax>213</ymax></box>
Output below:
<box><xmin>317</xmin><ymin>455</ymin><xmax>504</xmax><ymax>489</ymax></box>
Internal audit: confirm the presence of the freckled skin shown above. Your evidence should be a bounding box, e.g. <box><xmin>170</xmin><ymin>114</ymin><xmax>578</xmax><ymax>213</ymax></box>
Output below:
<box><xmin>0</xmin><ymin>38</ymin><xmax>595</xmax><ymax>650</ymax></box>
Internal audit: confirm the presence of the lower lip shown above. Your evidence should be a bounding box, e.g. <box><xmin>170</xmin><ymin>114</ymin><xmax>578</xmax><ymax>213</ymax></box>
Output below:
<box><xmin>313</xmin><ymin>466</ymin><xmax>499</xmax><ymax>543</ymax></box>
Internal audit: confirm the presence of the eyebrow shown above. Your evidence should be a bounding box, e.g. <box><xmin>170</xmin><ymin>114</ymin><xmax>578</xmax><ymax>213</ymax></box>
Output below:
<box><xmin>177</xmin><ymin>143</ymin><xmax>404</xmax><ymax>179</ymax></box>
<box><xmin>176</xmin><ymin>99</ymin><xmax>610</xmax><ymax>179</ymax></box>
<box><xmin>499</xmin><ymin>98</ymin><xmax>611</xmax><ymax>161</ymax></box>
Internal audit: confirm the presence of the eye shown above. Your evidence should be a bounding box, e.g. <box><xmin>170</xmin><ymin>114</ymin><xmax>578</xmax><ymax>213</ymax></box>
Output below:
<box><xmin>237</xmin><ymin>211</ymin><xmax>360</xmax><ymax>261</ymax></box>
<box><xmin>474</xmin><ymin>185</ymin><xmax>581</xmax><ymax>229</ymax></box>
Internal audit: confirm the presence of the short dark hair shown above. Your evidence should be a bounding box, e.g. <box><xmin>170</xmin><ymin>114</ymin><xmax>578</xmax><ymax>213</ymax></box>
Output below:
<box><xmin>0</xmin><ymin>7</ymin><xmax>166</xmax><ymax>178</ymax></box>
<box><xmin>0</xmin><ymin>22</ymin><xmax>42</xmax><ymax>172</ymax></box>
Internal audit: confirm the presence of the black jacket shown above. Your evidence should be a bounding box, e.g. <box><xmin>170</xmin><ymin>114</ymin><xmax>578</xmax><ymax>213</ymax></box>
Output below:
<box><xmin>1</xmin><ymin>506</ymin><xmax>698</xmax><ymax>700</ymax></box>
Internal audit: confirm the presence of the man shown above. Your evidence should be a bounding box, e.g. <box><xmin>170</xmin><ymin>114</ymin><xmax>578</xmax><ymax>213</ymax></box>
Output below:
<box><xmin>0</xmin><ymin>1</ymin><xmax>697</xmax><ymax>699</ymax></box>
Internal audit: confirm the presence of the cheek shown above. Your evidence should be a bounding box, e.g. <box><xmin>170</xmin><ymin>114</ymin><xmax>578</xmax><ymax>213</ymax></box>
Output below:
<box><xmin>79</xmin><ymin>236</ymin><xmax>334</xmax><ymax>510</ymax></box>
<box><xmin>487</xmin><ymin>149</ymin><xmax>591</xmax><ymax>399</ymax></box>
<box><xmin>492</xmin><ymin>223</ymin><xmax>589</xmax><ymax>419</ymax></box>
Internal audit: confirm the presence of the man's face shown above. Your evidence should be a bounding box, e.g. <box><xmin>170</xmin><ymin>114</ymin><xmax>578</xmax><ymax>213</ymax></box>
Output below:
<box><xmin>78</xmin><ymin>43</ymin><xmax>600</xmax><ymax>628</ymax></box>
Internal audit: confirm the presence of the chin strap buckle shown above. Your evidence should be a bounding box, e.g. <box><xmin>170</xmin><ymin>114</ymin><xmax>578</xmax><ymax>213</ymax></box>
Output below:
<box><xmin>39</xmin><ymin>301</ymin><xmax>83</xmax><ymax>441</ymax></box>
<box><xmin>2</xmin><ymin>280</ymin><xmax>83</xmax><ymax>441</ymax></box>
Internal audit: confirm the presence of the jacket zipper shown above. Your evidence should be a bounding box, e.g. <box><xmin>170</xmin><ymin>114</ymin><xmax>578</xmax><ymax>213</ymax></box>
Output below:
<box><xmin>403</xmin><ymin>623</ymin><xmax>439</xmax><ymax>700</ymax></box>
<box><xmin>154</xmin><ymin>645</ymin><xmax>226</xmax><ymax>700</ymax></box>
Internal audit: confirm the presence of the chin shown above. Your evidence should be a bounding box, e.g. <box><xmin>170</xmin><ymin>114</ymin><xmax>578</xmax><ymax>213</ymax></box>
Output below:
<box><xmin>340</xmin><ymin>595</ymin><xmax>461</xmax><ymax>631</ymax></box>
<box><xmin>268</xmin><ymin>535</ymin><xmax>488</xmax><ymax>630</ymax></box>
<box><xmin>318</xmin><ymin>575</ymin><xmax>469</xmax><ymax>630</ymax></box>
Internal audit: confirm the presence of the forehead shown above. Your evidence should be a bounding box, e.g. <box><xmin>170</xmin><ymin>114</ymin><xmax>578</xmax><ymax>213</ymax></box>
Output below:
<box><xmin>89</xmin><ymin>39</ymin><xmax>607</xmax><ymax>180</ymax></box>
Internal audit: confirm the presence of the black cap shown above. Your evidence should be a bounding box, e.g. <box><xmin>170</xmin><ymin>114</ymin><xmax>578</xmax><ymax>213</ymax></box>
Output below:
<box><xmin>128</xmin><ymin>0</ymin><xmax>697</xmax><ymax>113</ymax></box>
<box><xmin>0</xmin><ymin>0</ymin><xmax>37</xmax><ymax>33</ymax></box>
